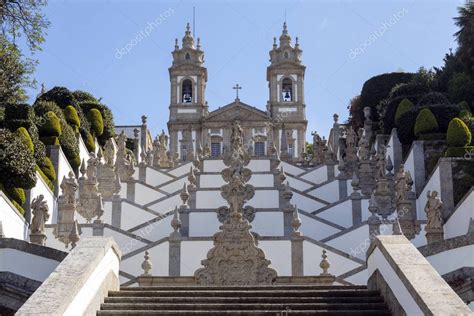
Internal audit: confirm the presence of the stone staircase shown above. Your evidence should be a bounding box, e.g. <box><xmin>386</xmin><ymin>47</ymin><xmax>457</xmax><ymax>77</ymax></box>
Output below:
<box><xmin>97</xmin><ymin>285</ymin><xmax>391</xmax><ymax>315</ymax></box>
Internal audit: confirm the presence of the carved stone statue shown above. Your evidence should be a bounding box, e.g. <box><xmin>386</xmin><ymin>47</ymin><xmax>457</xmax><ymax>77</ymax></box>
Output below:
<box><xmin>31</xmin><ymin>195</ymin><xmax>49</xmax><ymax>234</ymax></box>
<box><xmin>394</xmin><ymin>164</ymin><xmax>413</xmax><ymax>202</ymax></box>
<box><xmin>311</xmin><ymin>131</ymin><xmax>327</xmax><ymax>165</ymax></box>
<box><xmin>86</xmin><ymin>152</ymin><xmax>100</xmax><ymax>180</ymax></box>
<box><xmin>375</xmin><ymin>145</ymin><xmax>387</xmax><ymax>180</ymax></box>
<box><xmin>357</xmin><ymin>128</ymin><xmax>369</xmax><ymax>161</ymax></box>
<box><xmin>156</xmin><ymin>130</ymin><xmax>172</xmax><ymax>168</ymax></box>
<box><xmin>60</xmin><ymin>172</ymin><xmax>78</xmax><ymax>205</ymax></box>
<box><xmin>425</xmin><ymin>191</ymin><xmax>443</xmax><ymax>230</ymax></box>
<box><xmin>103</xmin><ymin>139</ymin><xmax>115</xmax><ymax>167</ymax></box>
<box><xmin>115</xmin><ymin>131</ymin><xmax>135</xmax><ymax>180</ymax></box>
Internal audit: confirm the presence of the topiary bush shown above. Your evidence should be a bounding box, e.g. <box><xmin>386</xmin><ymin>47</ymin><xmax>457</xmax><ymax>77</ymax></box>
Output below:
<box><xmin>0</xmin><ymin>183</ymin><xmax>26</xmax><ymax>214</ymax></box>
<box><xmin>417</xmin><ymin>92</ymin><xmax>449</xmax><ymax>107</ymax></box>
<box><xmin>41</xmin><ymin>156</ymin><xmax>56</xmax><ymax>182</ymax></box>
<box><xmin>81</xmin><ymin>129</ymin><xmax>96</xmax><ymax>152</ymax></box>
<box><xmin>87</xmin><ymin>108</ymin><xmax>104</xmax><ymax>137</ymax></box>
<box><xmin>447</xmin><ymin>118</ymin><xmax>472</xmax><ymax>147</ymax></box>
<box><xmin>414</xmin><ymin>108</ymin><xmax>439</xmax><ymax>138</ymax></box>
<box><xmin>79</xmin><ymin>101</ymin><xmax>115</xmax><ymax>145</ymax></box>
<box><xmin>395</xmin><ymin>98</ymin><xmax>414</xmax><ymax>126</ymax></box>
<box><xmin>458</xmin><ymin>110</ymin><xmax>474</xmax><ymax>145</ymax></box>
<box><xmin>458</xmin><ymin>100</ymin><xmax>471</xmax><ymax>112</ymax></box>
<box><xmin>40</xmin><ymin>111</ymin><xmax>62</xmax><ymax>136</ymax></box>
<box><xmin>36</xmin><ymin>164</ymin><xmax>54</xmax><ymax>191</ymax></box>
<box><xmin>3</xmin><ymin>103</ymin><xmax>35</xmax><ymax>130</ymax></box>
<box><xmin>15</xmin><ymin>127</ymin><xmax>34</xmax><ymax>153</ymax></box>
<box><xmin>73</xmin><ymin>90</ymin><xmax>98</xmax><ymax>103</ymax></box>
<box><xmin>64</xmin><ymin>105</ymin><xmax>80</xmax><ymax>133</ymax></box>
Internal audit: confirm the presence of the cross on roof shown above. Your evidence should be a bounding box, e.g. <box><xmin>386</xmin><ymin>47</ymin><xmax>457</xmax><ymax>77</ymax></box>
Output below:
<box><xmin>233</xmin><ymin>84</ymin><xmax>242</xmax><ymax>100</ymax></box>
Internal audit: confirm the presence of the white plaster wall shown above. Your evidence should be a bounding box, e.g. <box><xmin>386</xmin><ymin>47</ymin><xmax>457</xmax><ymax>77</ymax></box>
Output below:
<box><xmin>168</xmin><ymin>162</ymin><xmax>192</xmax><ymax>177</ymax></box>
<box><xmin>102</xmin><ymin>227</ymin><xmax>147</xmax><ymax>255</ymax></box>
<box><xmin>444</xmin><ymin>190</ymin><xmax>474</xmax><ymax>239</ymax></box>
<box><xmin>160</xmin><ymin>176</ymin><xmax>188</xmax><ymax>194</ymax></box>
<box><xmin>248</xmin><ymin>174</ymin><xmax>274</xmax><ymax>188</ymax></box>
<box><xmin>135</xmin><ymin>183</ymin><xmax>165</xmax><ymax>205</ymax></box>
<box><xmin>303</xmin><ymin>241</ymin><xmax>361</xmax><ymax>276</ymax></box>
<box><xmin>307</xmin><ymin>181</ymin><xmax>339</xmax><ymax>203</ymax></box>
<box><xmin>29</xmin><ymin>172</ymin><xmax>55</xmax><ymax>224</ymax></box>
<box><xmin>247</xmin><ymin>160</ymin><xmax>270</xmax><ymax>172</ymax></box>
<box><xmin>203</xmin><ymin>160</ymin><xmax>226</xmax><ymax>173</ymax></box>
<box><xmin>411</xmin><ymin>224</ymin><xmax>427</xmax><ymax>247</ymax></box>
<box><xmin>247</xmin><ymin>190</ymin><xmax>279</xmax><ymax>208</ymax></box>
<box><xmin>146</xmin><ymin>168</ymin><xmax>173</xmax><ymax>187</ymax></box>
<box><xmin>0</xmin><ymin>248</ymin><xmax>61</xmax><ymax>282</ymax></box>
<box><xmin>361</xmin><ymin>199</ymin><xmax>370</xmax><ymax>222</ymax></box>
<box><xmin>404</xmin><ymin>148</ymin><xmax>416</xmax><ymax>192</ymax></box>
<box><xmin>345</xmin><ymin>268</ymin><xmax>368</xmax><ymax>285</ymax></box>
<box><xmin>0</xmin><ymin>193</ymin><xmax>28</xmax><ymax>240</ymax></box>
<box><xmin>120</xmin><ymin>201</ymin><xmax>157</xmax><ymax>231</ymax></box>
<box><xmin>43</xmin><ymin>226</ymin><xmax>93</xmax><ymax>253</ymax></box>
<box><xmin>130</xmin><ymin>215</ymin><xmax>173</xmax><ymax>242</ymax></box>
<box><xmin>292</xmin><ymin>192</ymin><xmax>326</xmax><ymax>213</ymax></box>
<box><xmin>259</xmin><ymin>240</ymin><xmax>291</xmax><ymax>276</ymax></box>
<box><xmin>326</xmin><ymin>225</ymin><xmax>369</xmax><ymax>261</ymax></box>
<box><xmin>367</xmin><ymin>248</ymin><xmax>423</xmax><ymax>315</ymax></box>
<box><xmin>416</xmin><ymin>167</ymin><xmax>441</xmax><ymax>220</ymax></box>
<box><xmin>57</xmin><ymin>148</ymin><xmax>74</xmax><ymax>193</ymax></box>
<box><xmin>118</xmin><ymin>181</ymin><xmax>127</xmax><ymax>198</ymax></box>
<box><xmin>181</xmin><ymin>241</ymin><xmax>213</xmax><ymax>276</ymax></box>
<box><xmin>280</xmin><ymin>162</ymin><xmax>305</xmax><ymax>177</ymax></box>
<box><xmin>317</xmin><ymin>200</ymin><xmax>353</xmax><ymax>228</ymax></box>
<box><xmin>120</xmin><ymin>242</ymin><xmax>169</xmax><ymax>277</ymax></box>
<box><xmin>196</xmin><ymin>191</ymin><xmax>226</xmax><ymax>208</ymax></box>
<box><xmin>300</xmin><ymin>214</ymin><xmax>340</xmax><ymax>240</ymax></box>
<box><xmin>252</xmin><ymin>212</ymin><xmax>283</xmax><ymax>236</ymax></box>
<box><xmin>148</xmin><ymin>194</ymin><xmax>182</xmax><ymax>214</ymax></box>
<box><xmin>189</xmin><ymin>212</ymin><xmax>221</xmax><ymax>236</ymax></box>
<box><xmin>78</xmin><ymin>135</ymin><xmax>91</xmax><ymax>166</ymax></box>
<box><xmin>286</xmin><ymin>175</ymin><xmax>313</xmax><ymax>191</ymax></box>
<box><xmin>301</xmin><ymin>166</ymin><xmax>328</xmax><ymax>184</ymax></box>
<box><xmin>102</xmin><ymin>200</ymin><xmax>113</xmax><ymax>225</ymax></box>
<box><xmin>426</xmin><ymin>245</ymin><xmax>474</xmax><ymax>276</ymax></box>
<box><xmin>200</xmin><ymin>174</ymin><xmax>226</xmax><ymax>188</ymax></box>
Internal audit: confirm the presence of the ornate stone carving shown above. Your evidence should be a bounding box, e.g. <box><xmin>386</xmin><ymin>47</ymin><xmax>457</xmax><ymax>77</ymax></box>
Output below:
<box><xmin>141</xmin><ymin>251</ymin><xmax>152</xmax><ymax>276</ymax></box>
<box><xmin>155</xmin><ymin>130</ymin><xmax>173</xmax><ymax>168</ymax></box>
<box><xmin>195</xmin><ymin>120</ymin><xmax>277</xmax><ymax>285</ymax></box>
<box><xmin>98</xmin><ymin>141</ymin><xmax>120</xmax><ymax>200</ymax></box>
<box><xmin>54</xmin><ymin>173</ymin><xmax>81</xmax><ymax>249</ymax></box>
<box><xmin>77</xmin><ymin>157</ymin><xmax>104</xmax><ymax>223</ymax></box>
<box><xmin>311</xmin><ymin>131</ymin><xmax>327</xmax><ymax>165</ymax></box>
<box><xmin>291</xmin><ymin>206</ymin><xmax>302</xmax><ymax>237</ymax></box>
<box><xmin>115</xmin><ymin>131</ymin><xmax>135</xmax><ymax>180</ymax></box>
<box><xmin>319</xmin><ymin>250</ymin><xmax>331</xmax><ymax>276</ymax></box>
<box><xmin>394</xmin><ymin>164</ymin><xmax>413</xmax><ymax>203</ymax></box>
<box><xmin>170</xmin><ymin>206</ymin><xmax>182</xmax><ymax>237</ymax></box>
<box><xmin>30</xmin><ymin>195</ymin><xmax>49</xmax><ymax>246</ymax></box>
<box><xmin>425</xmin><ymin>190</ymin><xmax>444</xmax><ymax>244</ymax></box>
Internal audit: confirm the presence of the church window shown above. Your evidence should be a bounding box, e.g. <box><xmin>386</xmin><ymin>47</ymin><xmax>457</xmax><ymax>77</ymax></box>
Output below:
<box><xmin>288</xmin><ymin>143</ymin><xmax>294</xmax><ymax>158</ymax></box>
<box><xmin>282</xmin><ymin>78</ymin><xmax>293</xmax><ymax>102</ymax></box>
<box><xmin>211</xmin><ymin>143</ymin><xmax>221</xmax><ymax>157</ymax></box>
<box><xmin>181</xmin><ymin>144</ymin><xmax>187</xmax><ymax>161</ymax></box>
<box><xmin>254</xmin><ymin>142</ymin><xmax>265</xmax><ymax>157</ymax></box>
<box><xmin>185</xmin><ymin>53</ymin><xmax>190</xmax><ymax>60</ymax></box>
<box><xmin>182</xmin><ymin>79</ymin><xmax>193</xmax><ymax>103</ymax></box>
<box><xmin>284</xmin><ymin>51</ymin><xmax>289</xmax><ymax>59</ymax></box>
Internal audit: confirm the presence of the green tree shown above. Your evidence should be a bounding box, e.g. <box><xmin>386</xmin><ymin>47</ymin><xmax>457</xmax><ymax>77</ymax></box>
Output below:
<box><xmin>454</xmin><ymin>2</ymin><xmax>474</xmax><ymax>76</ymax></box>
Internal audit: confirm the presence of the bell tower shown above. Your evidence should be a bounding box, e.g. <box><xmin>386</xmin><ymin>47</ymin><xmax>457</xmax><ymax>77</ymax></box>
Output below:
<box><xmin>267</xmin><ymin>23</ymin><xmax>307</xmax><ymax>159</ymax></box>
<box><xmin>168</xmin><ymin>23</ymin><xmax>207</xmax><ymax>160</ymax></box>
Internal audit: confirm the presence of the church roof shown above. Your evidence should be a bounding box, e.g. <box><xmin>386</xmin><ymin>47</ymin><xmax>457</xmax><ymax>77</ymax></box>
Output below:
<box><xmin>203</xmin><ymin>99</ymin><xmax>271</xmax><ymax>122</ymax></box>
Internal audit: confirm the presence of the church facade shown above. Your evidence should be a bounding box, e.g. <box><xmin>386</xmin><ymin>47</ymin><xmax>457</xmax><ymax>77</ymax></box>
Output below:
<box><xmin>167</xmin><ymin>23</ymin><xmax>308</xmax><ymax>161</ymax></box>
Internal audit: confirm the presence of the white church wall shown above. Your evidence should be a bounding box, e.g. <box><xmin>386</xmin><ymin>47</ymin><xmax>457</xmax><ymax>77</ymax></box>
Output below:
<box><xmin>189</xmin><ymin>212</ymin><xmax>221</xmax><ymax>236</ymax></box>
<box><xmin>280</xmin><ymin>162</ymin><xmax>305</xmax><ymax>177</ymax></box>
<box><xmin>160</xmin><ymin>176</ymin><xmax>188</xmax><ymax>194</ymax></box>
<box><xmin>411</xmin><ymin>224</ymin><xmax>427</xmax><ymax>247</ymax></box>
<box><xmin>303</xmin><ymin>241</ymin><xmax>361</xmax><ymax>276</ymax></box>
<box><xmin>0</xmin><ymin>192</ymin><xmax>28</xmax><ymax>240</ymax></box>
<box><xmin>130</xmin><ymin>215</ymin><xmax>173</xmax><ymax>242</ymax></box>
<box><xmin>168</xmin><ymin>162</ymin><xmax>192</xmax><ymax>177</ymax></box>
<box><xmin>259</xmin><ymin>240</ymin><xmax>291</xmax><ymax>276</ymax></box>
<box><xmin>247</xmin><ymin>160</ymin><xmax>270</xmax><ymax>172</ymax></box>
<box><xmin>307</xmin><ymin>181</ymin><xmax>339</xmax><ymax>203</ymax></box>
<box><xmin>416</xmin><ymin>167</ymin><xmax>441</xmax><ymax>220</ymax></box>
<box><xmin>404</xmin><ymin>147</ymin><xmax>416</xmax><ymax>191</ymax></box>
<box><xmin>121</xmin><ymin>242</ymin><xmax>169</xmax><ymax>277</ymax></box>
<box><xmin>300</xmin><ymin>214</ymin><xmax>340</xmax><ymax>240</ymax></box>
<box><xmin>147</xmin><ymin>194</ymin><xmax>182</xmax><ymax>214</ymax></box>
<box><xmin>292</xmin><ymin>192</ymin><xmax>326</xmax><ymax>213</ymax></box>
<box><xmin>286</xmin><ymin>175</ymin><xmax>313</xmax><ymax>192</ymax></box>
<box><xmin>119</xmin><ymin>201</ymin><xmax>157</xmax><ymax>231</ymax></box>
<box><xmin>78</xmin><ymin>135</ymin><xmax>90</xmax><ymax>166</ymax></box>
<box><xmin>317</xmin><ymin>199</ymin><xmax>353</xmax><ymax>228</ymax></box>
<box><xmin>426</xmin><ymin>244</ymin><xmax>474</xmax><ymax>276</ymax></box>
<box><xmin>361</xmin><ymin>199</ymin><xmax>370</xmax><ymax>222</ymax></box>
<box><xmin>252</xmin><ymin>212</ymin><xmax>283</xmax><ymax>236</ymax></box>
<box><xmin>200</xmin><ymin>174</ymin><xmax>225</xmax><ymax>188</ymax></box>
<box><xmin>300</xmin><ymin>166</ymin><xmax>328</xmax><ymax>185</ymax></box>
<box><xmin>135</xmin><ymin>183</ymin><xmax>165</xmax><ymax>205</ymax></box>
<box><xmin>146</xmin><ymin>168</ymin><xmax>174</xmax><ymax>187</ymax></box>
<box><xmin>29</xmin><ymin>172</ymin><xmax>55</xmax><ymax>224</ymax></box>
<box><xmin>56</xmin><ymin>148</ymin><xmax>74</xmax><ymax>193</ymax></box>
<box><xmin>248</xmin><ymin>174</ymin><xmax>274</xmax><ymax>188</ymax></box>
<box><xmin>247</xmin><ymin>190</ymin><xmax>279</xmax><ymax>208</ymax></box>
<box><xmin>345</xmin><ymin>268</ymin><xmax>368</xmax><ymax>285</ymax></box>
<box><xmin>203</xmin><ymin>160</ymin><xmax>226</xmax><ymax>173</ymax></box>
<box><xmin>444</xmin><ymin>189</ymin><xmax>474</xmax><ymax>239</ymax></box>
<box><xmin>0</xmin><ymin>248</ymin><xmax>61</xmax><ymax>282</ymax></box>
<box><xmin>181</xmin><ymin>241</ymin><xmax>213</xmax><ymax>276</ymax></box>
<box><xmin>326</xmin><ymin>225</ymin><xmax>369</xmax><ymax>261</ymax></box>
<box><xmin>196</xmin><ymin>190</ymin><xmax>226</xmax><ymax>208</ymax></box>
<box><xmin>102</xmin><ymin>227</ymin><xmax>146</xmax><ymax>255</ymax></box>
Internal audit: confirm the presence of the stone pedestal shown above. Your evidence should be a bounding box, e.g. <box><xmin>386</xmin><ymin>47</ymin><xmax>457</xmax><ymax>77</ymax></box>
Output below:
<box><xmin>30</xmin><ymin>233</ymin><xmax>47</xmax><ymax>246</ymax></box>
<box><xmin>97</xmin><ymin>165</ymin><xmax>117</xmax><ymax>200</ymax></box>
<box><xmin>425</xmin><ymin>227</ymin><xmax>444</xmax><ymax>244</ymax></box>
<box><xmin>351</xmin><ymin>191</ymin><xmax>362</xmax><ymax>225</ymax></box>
<box><xmin>291</xmin><ymin>235</ymin><xmax>304</xmax><ymax>276</ymax></box>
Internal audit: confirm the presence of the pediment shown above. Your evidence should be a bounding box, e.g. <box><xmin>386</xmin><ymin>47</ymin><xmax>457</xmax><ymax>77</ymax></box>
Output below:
<box><xmin>204</xmin><ymin>101</ymin><xmax>271</xmax><ymax>123</ymax></box>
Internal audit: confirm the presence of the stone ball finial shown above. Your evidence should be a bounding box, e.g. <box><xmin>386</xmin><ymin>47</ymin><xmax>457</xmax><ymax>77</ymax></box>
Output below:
<box><xmin>319</xmin><ymin>249</ymin><xmax>331</xmax><ymax>276</ymax></box>
<box><xmin>141</xmin><ymin>115</ymin><xmax>147</xmax><ymax>124</ymax></box>
<box><xmin>141</xmin><ymin>251</ymin><xmax>152</xmax><ymax>276</ymax></box>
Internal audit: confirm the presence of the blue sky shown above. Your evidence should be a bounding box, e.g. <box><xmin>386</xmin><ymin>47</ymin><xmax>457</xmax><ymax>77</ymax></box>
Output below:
<box><xmin>25</xmin><ymin>0</ymin><xmax>462</xmax><ymax>139</ymax></box>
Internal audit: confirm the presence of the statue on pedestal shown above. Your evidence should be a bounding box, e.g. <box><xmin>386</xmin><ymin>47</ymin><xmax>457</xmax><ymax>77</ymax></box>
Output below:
<box><xmin>30</xmin><ymin>195</ymin><xmax>50</xmax><ymax>246</ymax></box>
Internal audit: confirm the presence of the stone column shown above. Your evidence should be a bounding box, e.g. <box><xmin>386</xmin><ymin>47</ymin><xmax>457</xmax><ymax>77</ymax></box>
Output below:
<box><xmin>126</xmin><ymin>181</ymin><xmax>135</xmax><ymax>202</ymax></box>
<box><xmin>438</xmin><ymin>158</ymin><xmax>454</xmax><ymax>219</ymax></box>
<box><xmin>92</xmin><ymin>220</ymin><xmax>105</xmax><ymax>236</ymax></box>
<box><xmin>425</xmin><ymin>227</ymin><xmax>444</xmax><ymax>244</ymax></box>
<box><xmin>138</xmin><ymin>164</ymin><xmax>146</xmax><ymax>182</ymax></box>
<box><xmin>169</xmin><ymin>236</ymin><xmax>182</xmax><ymax>276</ymax></box>
<box><xmin>351</xmin><ymin>191</ymin><xmax>362</xmax><ymax>225</ymax></box>
<box><xmin>412</xmin><ymin>141</ymin><xmax>426</xmax><ymax>195</ymax></box>
<box><xmin>111</xmin><ymin>194</ymin><xmax>122</xmax><ymax>228</ymax></box>
<box><xmin>390</xmin><ymin>128</ymin><xmax>403</xmax><ymax>171</ymax></box>
<box><xmin>338</xmin><ymin>178</ymin><xmax>348</xmax><ymax>199</ymax></box>
<box><xmin>291</xmin><ymin>235</ymin><xmax>304</xmax><ymax>276</ymax></box>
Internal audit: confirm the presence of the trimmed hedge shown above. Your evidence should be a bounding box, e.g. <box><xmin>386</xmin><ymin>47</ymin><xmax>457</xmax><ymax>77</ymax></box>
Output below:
<box><xmin>81</xmin><ymin>129</ymin><xmax>96</xmax><ymax>152</ymax></box>
<box><xmin>447</xmin><ymin>118</ymin><xmax>472</xmax><ymax>147</ymax></box>
<box><xmin>3</xmin><ymin>103</ymin><xmax>35</xmax><ymax>130</ymax></box>
<box><xmin>458</xmin><ymin>100</ymin><xmax>470</xmax><ymax>112</ymax></box>
<box><xmin>87</xmin><ymin>108</ymin><xmax>104</xmax><ymax>137</ymax></box>
<box><xmin>417</xmin><ymin>92</ymin><xmax>449</xmax><ymax>107</ymax></box>
<box><xmin>41</xmin><ymin>111</ymin><xmax>62</xmax><ymax>137</ymax></box>
<box><xmin>79</xmin><ymin>101</ymin><xmax>115</xmax><ymax>145</ymax></box>
<box><xmin>73</xmin><ymin>90</ymin><xmax>98</xmax><ymax>103</ymax></box>
<box><xmin>64</xmin><ymin>105</ymin><xmax>80</xmax><ymax>132</ymax></box>
<box><xmin>389</xmin><ymin>82</ymin><xmax>430</xmax><ymax>100</ymax></box>
<box><xmin>445</xmin><ymin>146</ymin><xmax>474</xmax><ymax>157</ymax></box>
<box><xmin>36</xmin><ymin>164</ymin><xmax>54</xmax><ymax>191</ymax></box>
<box><xmin>15</xmin><ymin>127</ymin><xmax>34</xmax><ymax>153</ymax></box>
<box><xmin>0</xmin><ymin>183</ymin><xmax>26</xmax><ymax>214</ymax></box>
<box><xmin>414</xmin><ymin>108</ymin><xmax>439</xmax><ymax>137</ymax></box>
<box><xmin>41</xmin><ymin>156</ymin><xmax>56</xmax><ymax>182</ymax></box>
<box><xmin>395</xmin><ymin>98</ymin><xmax>414</xmax><ymax>126</ymax></box>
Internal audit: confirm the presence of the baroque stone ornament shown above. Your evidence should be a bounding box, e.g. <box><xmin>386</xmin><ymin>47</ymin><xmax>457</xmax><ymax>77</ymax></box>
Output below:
<box><xmin>77</xmin><ymin>156</ymin><xmax>104</xmax><ymax>223</ymax></box>
<box><xmin>424</xmin><ymin>190</ymin><xmax>444</xmax><ymax>244</ymax></box>
<box><xmin>194</xmin><ymin>120</ymin><xmax>277</xmax><ymax>285</ymax></box>
<box><xmin>30</xmin><ymin>195</ymin><xmax>50</xmax><ymax>246</ymax></box>
<box><xmin>115</xmin><ymin>131</ymin><xmax>135</xmax><ymax>181</ymax></box>
<box><xmin>98</xmin><ymin>140</ymin><xmax>120</xmax><ymax>200</ymax></box>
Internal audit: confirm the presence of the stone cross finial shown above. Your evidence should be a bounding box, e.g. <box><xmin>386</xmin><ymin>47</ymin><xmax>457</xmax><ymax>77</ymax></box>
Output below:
<box><xmin>291</xmin><ymin>206</ymin><xmax>301</xmax><ymax>236</ymax></box>
<box><xmin>141</xmin><ymin>251</ymin><xmax>152</xmax><ymax>276</ymax></box>
<box><xmin>233</xmin><ymin>84</ymin><xmax>242</xmax><ymax>100</ymax></box>
<box><xmin>319</xmin><ymin>250</ymin><xmax>331</xmax><ymax>276</ymax></box>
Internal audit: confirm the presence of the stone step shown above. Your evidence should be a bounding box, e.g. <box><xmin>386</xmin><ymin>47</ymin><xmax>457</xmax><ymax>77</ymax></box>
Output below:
<box><xmin>100</xmin><ymin>302</ymin><xmax>389</xmax><ymax>311</ymax></box>
<box><xmin>97</xmin><ymin>310</ymin><xmax>392</xmax><ymax>315</ymax></box>
<box><xmin>119</xmin><ymin>285</ymin><xmax>367</xmax><ymax>291</ymax></box>
<box><xmin>104</xmin><ymin>296</ymin><xmax>384</xmax><ymax>304</ymax></box>
<box><xmin>108</xmin><ymin>289</ymin><xmax>380</xmax><ymax>298</ymax></box>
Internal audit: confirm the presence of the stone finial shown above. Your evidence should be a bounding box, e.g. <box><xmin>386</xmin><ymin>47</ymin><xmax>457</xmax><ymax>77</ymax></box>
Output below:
<box><xmin>319</xmin><ymin>250</ymin><xmax>331</xmax><ymax>276</ymax></box>
<box><xmin>141</xmin><ymin>115</ymin><xmax>147</xmax><ymax>125</ymax></box>
<box><xmin>282</xmin><ymin>181</ymin><xmax>293</xmax><ymax>202</ymax></box>
<box><xmin>171</xmin><ymin>206</ymin><xmax>182</xmax><ymax>237</ymax></box>
<box><xmin>351</xmin><ymin>172</ymin><xmax>360</xmax><ymax>191</ymax></box>
<box><xmin>278</xmin><ymin>166</ymin><xmax>286</xmax><ymax>184</ymax></box>
<box><xmin>80</xmin><ymin>158</ymin><xmax>87</xmax><ymax>179</ymax></box>
<box><xmin>180</xmin><ymin>183</ymin><xmax>190</xmax><ymax>206</ymax></box>
<box><xmin>113</xmin><ymin>172</ymin><xmax>121</xmax><ymax>195</ymax></box>
<box><xmin>69</xmin><ymin>220</ymin><xmax>80</xmax><ymax>249</ymax></box>
<box><xmin>291</xmin><ymin>205</ymin><xmax>301</xmax><ymax>236</ymax></box>
<box><xmin>133</xmin><ymin>128</ymin><xmax>140</xmax><ymax>139</ymax></box>
<box><xmin>174</xmin><ymin>38</ymin><xmax>179</xmax><ymax>50</ymax></box>
<box><xmin>188</xmin><ymin>166</ymin><xmax>196</xmax><ymax>188</ymax></box>
<box><xmin>386</xmin><ymin>155</ymin><xmax>393</xmax><ymax>174</ymax></box>
<box><xmin>141</xmin><ymin>251</ymin><xmax>152</xmax><ymax>276</ymax></box>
